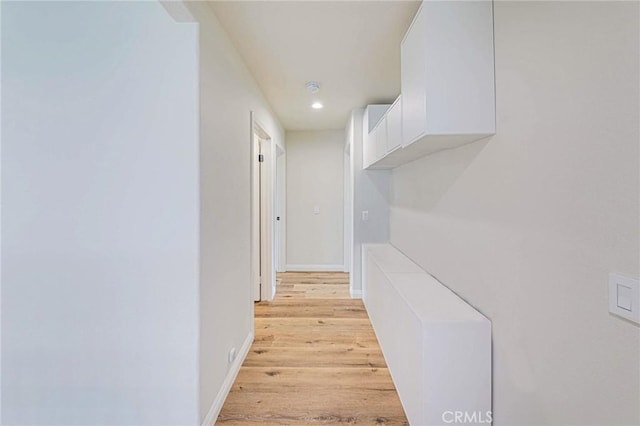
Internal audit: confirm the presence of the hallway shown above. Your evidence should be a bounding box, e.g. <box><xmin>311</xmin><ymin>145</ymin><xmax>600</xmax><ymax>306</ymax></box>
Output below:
<box><xmin>217</xmin><ymin>272</ymin><xmax>408</xmax><ymax>424</ymax></box>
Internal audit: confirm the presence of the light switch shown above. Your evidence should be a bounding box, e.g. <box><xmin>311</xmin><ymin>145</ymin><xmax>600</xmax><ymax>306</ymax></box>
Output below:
<box><xmin>313</xmin><ymin>206</ymin><xmax>320</xmax><ymax>215</ymax></box>
<box><xmin>617</xmin><ymin>284</ymin><xmax>633</xmax><ymax>311</ymax></box>
<box><xmin>609</xmin><ymin>273</ymin><xmax>640</xmax><ymax>324</ymax></box>
<box><xmin>362</xmin><ymin>210</ymin><xmax>369</xmax><ymax>221</ymax></box>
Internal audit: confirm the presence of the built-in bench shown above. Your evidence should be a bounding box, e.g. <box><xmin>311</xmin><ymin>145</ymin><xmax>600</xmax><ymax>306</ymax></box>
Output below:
<box><xmin>362</xmin><ymin>243</ymin><xmax>491</xmax><ymax>426</ymax></box>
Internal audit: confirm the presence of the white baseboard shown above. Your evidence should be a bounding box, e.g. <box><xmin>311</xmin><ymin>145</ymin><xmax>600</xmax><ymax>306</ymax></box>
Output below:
<box><xmin>201</xmin><ymin>331</ymin><xmax>253</xmax><ymax>426</ymax></box>
<box><xmin>350</xmin><ymin>288</ymin><xmax>362</xmax><ymax>299</ymax></box>
<box><xmin>286</xmin><ymin>264</ymin><xmax>345</xmax><ymax>272</ymax></box>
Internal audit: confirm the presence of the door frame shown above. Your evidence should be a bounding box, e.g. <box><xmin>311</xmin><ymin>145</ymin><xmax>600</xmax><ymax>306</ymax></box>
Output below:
<box><xmin>275</xmin><ymin>144</ymin><xmax>286</xmax><ymax>273</ymax></box>
<box><xmin>344</xmin><ymin>138</ymin><xmax>352</xmax><ymax>274</ymax></box>
<box><xmin>250</xmin><ymin>112</ymin><xmax>276</xmax><ymax>302</ymax></box>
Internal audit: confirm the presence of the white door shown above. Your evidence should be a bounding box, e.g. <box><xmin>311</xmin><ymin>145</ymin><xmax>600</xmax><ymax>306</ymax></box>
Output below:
<box><xmin>251</xmin><ymin>118</ymin><xmax>276</xmax><ymax>302</ymax></box>
<box><xmin>259</xmin><ymin>139</ymin><xmax>268</xmax><ymax>300</ymax></box>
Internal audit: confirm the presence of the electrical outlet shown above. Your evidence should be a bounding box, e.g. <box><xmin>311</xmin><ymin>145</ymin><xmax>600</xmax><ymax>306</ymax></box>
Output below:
<box><xmin>228</xmin><ymin>347</ymin><xmax>237</xmax><ymax>363</ymax></box>
<box><xmin>362</xmin><ymin>210</ymin><xmax>369</xmax><ymax>221</ymax></box>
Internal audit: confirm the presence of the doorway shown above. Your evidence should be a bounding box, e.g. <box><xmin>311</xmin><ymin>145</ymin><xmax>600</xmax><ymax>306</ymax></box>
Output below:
<box><xmin>251</xmin><ymin>114</ymin><xmax>281</xmax><ymax>302</ymax></box>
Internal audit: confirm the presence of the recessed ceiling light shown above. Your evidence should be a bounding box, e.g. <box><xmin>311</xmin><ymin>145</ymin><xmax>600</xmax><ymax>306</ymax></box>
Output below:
<box><xmin>311</xmin><ymin>102</ymin><xmax>324</xmax><ymax>109</ymax></box>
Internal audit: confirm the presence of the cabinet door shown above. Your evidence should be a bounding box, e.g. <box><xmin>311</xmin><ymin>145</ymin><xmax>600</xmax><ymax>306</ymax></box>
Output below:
<box><xmin>401</xmin><ymin>5</ymin><xmax>427</xmax><ymax>147</ymax></box>
<box><xmin>363</xmin><ymin>127</ymin><xmax>375</xmax><ymax>169</ymax></box>
<box><xmin>374</xmin><ymin>118</ymin><xmax>388</xmax><ymax>161</ymax></box>
<box><xmin>386</xmin><ymin>98</ymin><xmax>402</xmax><ymax>152</ymax></box>
<box><xmin>423</xmin><ymin>0</ymin><xmax>495</xmax><ymax>136</ymax></box>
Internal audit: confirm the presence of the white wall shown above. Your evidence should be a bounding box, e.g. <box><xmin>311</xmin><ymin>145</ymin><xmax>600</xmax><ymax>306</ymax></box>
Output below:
<box><xmin>2</xmin><ymin>2</ymin><xmax>199</xmax><ymax>424</ymax></box>
<box><xmin>0</xmin><ymin>3</ymin><xmax>4</xmax><ymax>422</ymax></box>
<box><xmin>180</xmin><ymin>2</ymin><xmax>285</xmax><ymax>422</ymax></box>
<box><xmin>286</xmin><ymin>130</ymin><xmax>344</xmax><ymax>270</ymax></box>
<box><xmin>343</xmin><ymin>142</ymin><xmax>352</xmax><ymax>274</ymax></box>
<box><xmin>347</xmin><ymin>110</ymin><xmax>391</xmax><ymax>297</ymax></box>
<box><xmin>390</xmin><ymin>2</ymin><xmax>639</xmax><ymax>424</ymax></box>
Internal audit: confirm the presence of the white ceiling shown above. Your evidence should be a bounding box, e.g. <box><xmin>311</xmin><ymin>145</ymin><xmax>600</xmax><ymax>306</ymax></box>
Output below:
<box><xmin>207</xmin><ymin>1</ymin><xmax>420</xmax><ymax>131</ymax></box>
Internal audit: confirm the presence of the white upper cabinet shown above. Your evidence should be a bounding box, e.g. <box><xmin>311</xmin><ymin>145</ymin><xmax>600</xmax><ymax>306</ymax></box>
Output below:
<box><xmin>365</xmin><ymin>0</ymin><xmax>495</xmax><ymax>170</ymax></box>
<box><xmin>385</xmin><ymin>97</ymin><xmax>402</xmax><ymax>153</ymax></box>
<box><xmin>373</xmin><ymin>117</ymin><xmax>388</xmax><ymax>161</ymax></box>
<box><xmin>363</xmin><ymin>123</ymin><xmax>375</xmax><ymax>169</ymax></box>
<box><xmin>400</xmin><ymin>7</ymin><xmax>427</xmax><ymax>147</ymax></box>
<box><xmin>363</xmin><ymin>97</ymin><xmax>402</xmax><ymax>170</ymax></box>
<box><xmin>363</xmin><ymin>104</ymin><xmax>391</xmax><ymax>169</ymax></box>
<box><xmin>402</xmin><ymin>0</ymin><xmax>495</xmax><ymax>148</ymax></box>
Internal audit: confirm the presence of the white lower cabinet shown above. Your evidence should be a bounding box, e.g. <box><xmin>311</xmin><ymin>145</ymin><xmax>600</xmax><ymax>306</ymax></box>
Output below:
<box><xmin>363</xmin><ymin>244</ymin><xmax>492</xmax><ymax>426</ymax></box>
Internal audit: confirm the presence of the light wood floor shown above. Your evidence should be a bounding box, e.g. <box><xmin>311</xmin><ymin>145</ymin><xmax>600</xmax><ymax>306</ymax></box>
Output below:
<box><xmin>216</xmin><ymin>272</ymin><xmax>408</xmax><ymax>425</ymax></box>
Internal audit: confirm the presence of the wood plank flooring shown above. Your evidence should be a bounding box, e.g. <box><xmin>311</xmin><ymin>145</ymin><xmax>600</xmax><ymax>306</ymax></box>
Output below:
<box><xmin>217</xmin><ymin>272</ymin><xmax>408</xmax><ymax>425</ymax></box>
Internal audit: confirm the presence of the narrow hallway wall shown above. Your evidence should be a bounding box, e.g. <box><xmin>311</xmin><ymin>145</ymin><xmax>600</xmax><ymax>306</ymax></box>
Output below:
<box><xmin>286</xmin><ymin>130</ymin><xmax>344</xmax><ymax>270</ymax></box>
<box><xmin>346</xmin><ymin>110</ymin><xmax>391</xmax><ymax>297</ymax></box>
<box><xmin>389</xmin><ymin>2</ymin><xmax>640</xmax><ymax>424</ymax></box>
<box><xmin>2</xmin><ymin>3</ymin><xmax>199</xmax><ymax>423</ymax></box>
<box><xmin>181</xmin><ymin>3</ymin><xmax>285</xmax><ymax>423</ymax></box>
